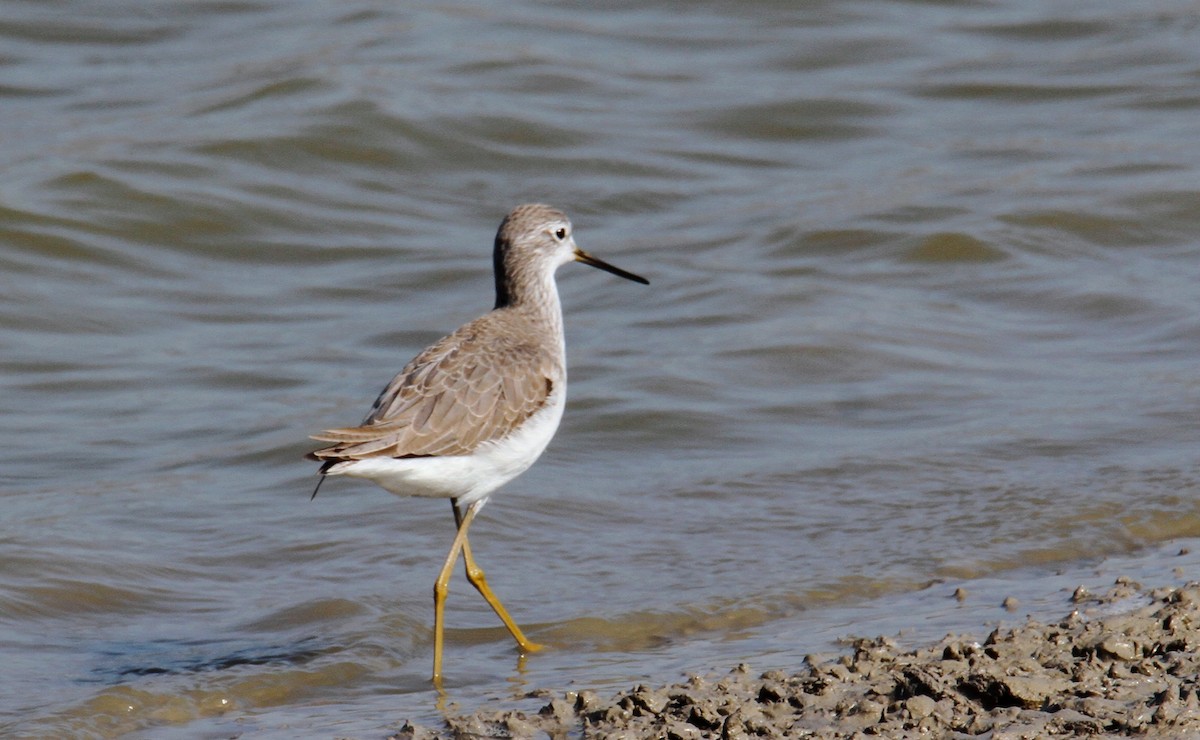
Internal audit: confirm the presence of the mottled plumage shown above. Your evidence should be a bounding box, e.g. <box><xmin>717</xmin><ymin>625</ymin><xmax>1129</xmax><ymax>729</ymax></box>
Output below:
<box><xmin>310</xmin><ymin>309</ymin><xmax>561</xmax><ymax>461</ymax></box>
<box><xmin>306</xmin><ymin>203</ymin><xmax>648</xmax><ymax>683</ymax></box>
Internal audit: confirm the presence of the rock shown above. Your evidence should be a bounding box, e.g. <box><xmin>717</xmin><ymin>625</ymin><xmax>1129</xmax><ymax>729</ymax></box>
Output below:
<box><xmin>960</xmin><ymin>671</ymin><xmax>1068</xmax><ymax>709</ymax></box>
<box><xmin>665</xmin><ymin>718</ymin><xmax>703</xmax><ymax>740</ymax></box>
<box><xmin>573</xmin><ymin>689</ymin><xmax>600</xmax><ymax>712</ymax></box>
<box><xmin>757</xmin><ymin>681</ymin><xmax>787</xmax><ymax>704</ymax></box>
<box><xmin>905</xmin><ymin>694</ymin><xmax>937</xmax><ymax>719</ymax></box>
<box><xmin>621</xmin><ymin>684</ymin><xmax>668</xmax><ymax>716</ymax></box>
<box><xmin>684</xmin><ymin>697</ymin><xmax>723</xmax><ymax>731</ymax></box>
<box><xmin>538</xmin><ymin>696</ymin><xmax>575</xmax><ymax>726</ymax></box>
<box><xmin>1098</xmin><ymin>634</ymin><xmax>1139</xmax><ymax>661</ymax></box>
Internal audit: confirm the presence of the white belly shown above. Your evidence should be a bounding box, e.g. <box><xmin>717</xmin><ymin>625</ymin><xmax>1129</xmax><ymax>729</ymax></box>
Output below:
<box><xmin>327</xmin><ymin>386</ymin><xmax>565</xmax><ymax>506</ymax></box>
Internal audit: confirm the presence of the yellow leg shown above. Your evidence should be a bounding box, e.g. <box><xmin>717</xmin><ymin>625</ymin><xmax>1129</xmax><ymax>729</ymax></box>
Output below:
<box><xmin>431</xmin><ymin>503</ymin><xmax>475</xmax><ymax>684</ymax></box>
<box><xmin>453</xmin><ymin>502</ymin><xmax>544</xmax><ymax>656</ymax></box>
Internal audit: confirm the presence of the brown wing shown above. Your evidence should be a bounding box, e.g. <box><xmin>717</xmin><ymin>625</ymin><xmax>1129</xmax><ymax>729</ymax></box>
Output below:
<box><xmin>308</xmin><ymin>312</ymin><xmax>559</xmax><ymax>462</ymax></box>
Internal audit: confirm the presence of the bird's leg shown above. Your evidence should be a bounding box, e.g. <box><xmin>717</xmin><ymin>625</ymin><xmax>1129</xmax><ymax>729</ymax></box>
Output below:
<box><xmin>432</xmin><ymin>500</ymin><xmax>475</xmax><ymax>684</ymax></box>
<box><xmin>453</xmin><ymin>501</ymin><xmax>544</xmax><ymax>656</ymax></box>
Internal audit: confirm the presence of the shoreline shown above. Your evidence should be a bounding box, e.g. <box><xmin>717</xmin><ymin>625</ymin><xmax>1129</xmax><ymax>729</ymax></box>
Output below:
<box><xmin>397</xmin><ymin>577</ymin><xmax>1200</xmax><ymax>738</ymax></box>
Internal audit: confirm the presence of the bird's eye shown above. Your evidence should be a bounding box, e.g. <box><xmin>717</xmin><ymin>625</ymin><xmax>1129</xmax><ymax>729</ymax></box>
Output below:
<box><xmin>554</xmin><ymin>227</ymin><xmax>567</xmax><ymax>240</ymax></box>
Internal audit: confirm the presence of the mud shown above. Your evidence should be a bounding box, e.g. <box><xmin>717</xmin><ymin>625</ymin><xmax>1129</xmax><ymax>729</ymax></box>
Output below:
<box><xmin>395</xmin><ymin>579</ymin><xmax>1200</xmax><ymax>738</ymax></box>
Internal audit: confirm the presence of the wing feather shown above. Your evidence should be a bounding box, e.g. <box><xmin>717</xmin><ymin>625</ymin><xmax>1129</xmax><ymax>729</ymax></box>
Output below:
<box><xmin>308</xmin><ymin>311</ymin><xmax>560</xmax><ymax>463</ymax></box>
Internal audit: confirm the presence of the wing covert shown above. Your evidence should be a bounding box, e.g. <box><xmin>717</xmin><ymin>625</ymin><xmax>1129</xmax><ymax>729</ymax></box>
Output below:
<box><xmin>308</xmin><ymin>313</ymin><xmax>559</xmax><ymax>462</ymax></box>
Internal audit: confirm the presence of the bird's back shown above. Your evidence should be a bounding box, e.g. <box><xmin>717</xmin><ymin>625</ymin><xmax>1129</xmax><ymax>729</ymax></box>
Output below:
<box><xmin>309</xmin><ymin>307</ymin><xmax>564</xmax><ymax>465</ymax></box>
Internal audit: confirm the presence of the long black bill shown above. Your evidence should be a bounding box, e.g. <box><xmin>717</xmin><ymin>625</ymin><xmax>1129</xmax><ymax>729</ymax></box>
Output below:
<box><xmin>574</xmin><ymin>248</ymin><xmax>650</xmax><ymax>285</ymax></box>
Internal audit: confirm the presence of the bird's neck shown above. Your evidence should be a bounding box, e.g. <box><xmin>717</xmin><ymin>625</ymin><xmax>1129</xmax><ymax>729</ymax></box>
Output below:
<box><xmin>494</xmin><ymin>270</ymin><xmax>565</xmax><ymax>341</ymax></box>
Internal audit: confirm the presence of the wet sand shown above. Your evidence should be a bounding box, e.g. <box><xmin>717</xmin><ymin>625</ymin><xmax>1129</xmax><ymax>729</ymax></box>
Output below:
<box><xmin>396</xmin><ymin>578</ymin><xmax>1200</xmax><ymax>739</ymax></box>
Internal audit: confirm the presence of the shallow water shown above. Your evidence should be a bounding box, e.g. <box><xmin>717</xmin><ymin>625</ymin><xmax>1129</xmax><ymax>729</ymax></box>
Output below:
<box><xmin>2</xmin><ymin>0</ymin><xmax>1199</xmax><ymax>737</ymax></box>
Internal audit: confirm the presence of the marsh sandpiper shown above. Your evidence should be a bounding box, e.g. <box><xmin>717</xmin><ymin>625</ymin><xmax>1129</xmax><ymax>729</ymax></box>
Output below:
<box><xmin>307</xmin><ymin>203</ymin><xmax>648</xmax><ymax>682</ymax></box>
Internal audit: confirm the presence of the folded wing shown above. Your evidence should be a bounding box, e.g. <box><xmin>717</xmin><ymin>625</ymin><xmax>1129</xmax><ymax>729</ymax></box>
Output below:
<box><xmin>308</xmin><ymin>314</ymin><xmax>558</xmax><ymax>463</ymax></box>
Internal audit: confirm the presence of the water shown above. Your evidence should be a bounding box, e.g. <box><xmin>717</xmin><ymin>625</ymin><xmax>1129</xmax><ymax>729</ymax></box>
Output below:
<box><xmin>3</xmin><ymin>0</ymin><xmax>1199</xmax><ymax>736</ymax></box>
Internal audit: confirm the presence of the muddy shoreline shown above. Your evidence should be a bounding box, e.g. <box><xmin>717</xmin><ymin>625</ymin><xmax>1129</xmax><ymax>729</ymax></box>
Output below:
<box><xmin>396</xmin><ymin>578</ymin><xmax>1200</xmax><ymax>739</ymax></box>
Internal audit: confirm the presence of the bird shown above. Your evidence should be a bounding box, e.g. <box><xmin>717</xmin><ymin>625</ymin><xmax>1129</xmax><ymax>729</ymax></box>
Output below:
<box><xmin>307</xmin><ymin>203</ymin><xmax>648</xmax><ymax>683</ymax></box>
